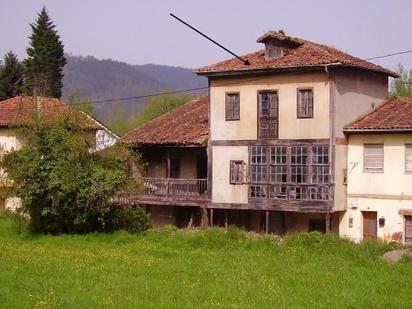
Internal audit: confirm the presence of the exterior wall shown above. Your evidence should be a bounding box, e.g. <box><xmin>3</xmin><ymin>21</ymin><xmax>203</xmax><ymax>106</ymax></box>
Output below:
<box><xmin>149</xmin><ymin>205</ymin><xmax>175</xmax><ymax>227</ymax></box>
<box><xmin>179</xmin><ymin>153</ymin><xmax>198</xmax><ymax>178</ymax></box>
<box><xmin>212</xmin><ymin>146</ymin><xmax>249</xmax><ymax>203</ymax></box>
<box><xmin>95</xmin><ymin>129</ymin><xmax>118</xmax><ymax>151</ymax></box>
<box><xmin>332</xmin><ymin>70</ymin><xmax>388</xmax><ymax>212</ymax></box>
<box><xmin>340</xmin><ymin>198</ymin><xmax>407</xmax><ymax>242</ymax></box>
<box><xmin>285</xmin><ymin>212</ymin><xmax>325</xmax><ymax>233</ymax></box>
<box><xmin>341</xmin><ymin>134</ymin><xmax>412</xmax><ymax>242</ymax></box>
<box><xmin>0</xmin><ymin>128</ymin><xmax>25</xmax><ymax>152</ymax></box>
<box><xmin>210</xmin><ymin>72</ymin><xmax>330</xmax><ymax>141</ymax></box>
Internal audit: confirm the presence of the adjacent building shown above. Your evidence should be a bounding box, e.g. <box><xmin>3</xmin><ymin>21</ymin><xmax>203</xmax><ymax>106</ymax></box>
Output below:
<box><xmin>0</xmin><ymin>96</ymin><xmax>119</xmax><ymax>209</ymax></box>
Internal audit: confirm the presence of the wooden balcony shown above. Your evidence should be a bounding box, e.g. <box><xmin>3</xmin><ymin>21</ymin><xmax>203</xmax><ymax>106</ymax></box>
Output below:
<box><xmin>119</xmin><ymin>178</ymin><xmax>209</xmax><ymax>207</ymax></box>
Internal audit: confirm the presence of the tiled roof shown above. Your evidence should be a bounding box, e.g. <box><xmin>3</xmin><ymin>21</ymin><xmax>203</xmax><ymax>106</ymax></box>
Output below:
<box><xmin>196</xmin><ymin>31</ymin><xmax>397</xmax><ymax>77</ymax></box>
<box><xmin>121</xmin><ymin>95</ymin><xmax>208</xmax><ymax>146</ymax></box>
<box><xmin>0</xmin><ymin>96</ymin><xmax>102</xmax><ymax>130</ymax></box>
<box><xmin>344</xmin><ymin>97</ymin><xmax>412</xmax><ymax>132</ymax></box>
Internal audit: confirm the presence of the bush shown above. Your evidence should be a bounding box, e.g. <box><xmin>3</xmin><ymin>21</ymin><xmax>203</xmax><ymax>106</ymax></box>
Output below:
<box><xmin>107</xmin><ymin>204</ymin><xmax>151</xmax><ymax>233</ymax></box>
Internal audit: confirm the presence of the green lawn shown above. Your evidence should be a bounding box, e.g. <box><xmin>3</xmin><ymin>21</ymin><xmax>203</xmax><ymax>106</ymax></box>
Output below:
<box><xmin>1</xmin><ymin>212</ymin><xmax>412</xmax><ymax>308</ymax></box>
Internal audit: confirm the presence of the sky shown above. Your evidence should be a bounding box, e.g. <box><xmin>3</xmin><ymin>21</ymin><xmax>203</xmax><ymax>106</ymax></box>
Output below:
<box><xmin>1</xmin><ymin>0</ymin><xmax>412</xmax><ymax>72</ymax></box>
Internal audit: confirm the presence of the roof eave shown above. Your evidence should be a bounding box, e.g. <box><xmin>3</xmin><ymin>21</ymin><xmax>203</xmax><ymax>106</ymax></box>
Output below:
<box><xmin>344</xmin><ymin>128</ymin><xmax>412</xmax><ymax>134</ymax></box>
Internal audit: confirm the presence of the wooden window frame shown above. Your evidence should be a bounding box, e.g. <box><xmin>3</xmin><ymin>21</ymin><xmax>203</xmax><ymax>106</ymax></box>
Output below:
<box><xmin>225</xmin><ymin>92</ymin><xmax>240</xmax><ymax>121</ymax></box>
<box><xmin>363</xmin><ymin>144</ymin><xmax>384</xmax><ymax>173</ymax></box>
<box><xmin>405</xmin><ymin>144</ymin><xmax>412</xmax><ymax>173</ymax></box>
<box><xmin>297</xmin><ymin>88</ymin><xmax>314</xmax><ymax>119</ymax></box>
<box><xmin>230</xmin><ymin>160</ymin><xmax>245</xmax><ymax>184</ymax></box>
<box><xmin>257</xmin><ymin>90</ymin><xmax>279</xmax><ymax>139</ymax></box>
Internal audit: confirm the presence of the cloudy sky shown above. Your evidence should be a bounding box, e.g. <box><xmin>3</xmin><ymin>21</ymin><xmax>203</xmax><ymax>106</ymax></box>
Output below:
<box><xmin>1</xmin><ymin>0</ymin><xmax>411</xmax><ymax>71</ymax></box>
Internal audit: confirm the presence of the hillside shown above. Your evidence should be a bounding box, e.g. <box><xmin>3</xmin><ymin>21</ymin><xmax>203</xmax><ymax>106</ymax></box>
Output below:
<box><xmin>62</xmin><ymin>55</ymin><xmax>207</xmax><ymax>121</ymax></box>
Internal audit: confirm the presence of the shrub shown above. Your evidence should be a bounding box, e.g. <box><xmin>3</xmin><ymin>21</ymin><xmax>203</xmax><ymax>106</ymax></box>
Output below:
<box><xmin>108</xmin><ymin>204</ymin><xmax>151</xmax><ymax>233</ymax></box>
<box><xmin>0</xmin><ymin>114</ymin><xmax>138</xmax><ymax>234</ymax></box>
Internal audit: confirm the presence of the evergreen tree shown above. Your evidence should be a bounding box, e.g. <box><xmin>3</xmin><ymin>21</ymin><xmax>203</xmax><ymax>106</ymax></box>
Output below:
<box><xmin>24</xmin><ymin>6</ymin><xmax>66</xmax><ymax>98</ymax></box>
<box><xmin>0</xmin><ymin>52</ymin><xmax>23</xmax><ymax>100</ymax></box>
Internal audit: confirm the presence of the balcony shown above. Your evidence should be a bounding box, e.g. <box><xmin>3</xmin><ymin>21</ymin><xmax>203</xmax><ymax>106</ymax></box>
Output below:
<box><xmin>120</xmin><ymin>178</ymin><xmax>209</xmax><ymax>207</ymax></box>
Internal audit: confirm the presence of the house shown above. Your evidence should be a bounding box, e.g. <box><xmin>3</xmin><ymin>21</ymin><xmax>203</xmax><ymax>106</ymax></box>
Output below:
<box><xmin>122</xmin><ymin>95</ymin><xmax>208</xmax><ymax>227</ymax></box>
<box><xmin>341</xmin><ymin>97</ymin><xmax>412</xmax><ymax>243</ymax></box>
<box><xmin>124</xmin><ymin>30</ymin><xmax>399</xmax><ymax>236</ymax></box>
<box><xmin>0</xmin><ymin>96</ymin><xmax>119</xmax><ymax>210</ymax></box>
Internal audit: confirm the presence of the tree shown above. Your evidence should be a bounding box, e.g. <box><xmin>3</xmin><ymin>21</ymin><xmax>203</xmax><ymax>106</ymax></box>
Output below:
<box><xmin>107</xmin><ymin>93</ymin><xmax>194</xmax><ymax>135</ymax></box>
<box><xmin>0</xmin><ymin>110</ymin><xmax>150</xmax><ymax>234</ymax></box>
<box><xmin>390</xmin><ymin>64</ymin><xmax>412</xmax><ymax>98</ymax></box>
<box><xmin>0</xmin><ymin>52</ymin><xmax>23</xmax><ymax>100</ymax></box>
<box><xmin>24</xmin><ymin>6</ymin><xmax>66</xmax><ymax>98</ymax></box>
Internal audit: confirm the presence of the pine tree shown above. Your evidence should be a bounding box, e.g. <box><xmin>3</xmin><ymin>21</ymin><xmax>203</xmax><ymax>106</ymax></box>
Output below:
<box><xmin>0</xmin><ymin>51</ymin><xmax>23</xmax><ymax>100</ymax></box>
<box><xmin>24</xmin><ymin>6</ymin><xmax>66</xmax><ymax>98</ymax></box>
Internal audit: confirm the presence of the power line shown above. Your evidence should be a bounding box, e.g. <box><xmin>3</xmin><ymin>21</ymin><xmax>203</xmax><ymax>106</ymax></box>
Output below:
<box><xmin>4</xmin><ymin>48</ymin><xmax>412</xmax><ymax>111</ymax></box>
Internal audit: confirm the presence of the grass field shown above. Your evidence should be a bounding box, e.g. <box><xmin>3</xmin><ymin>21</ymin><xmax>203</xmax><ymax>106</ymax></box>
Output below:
<box><xmin>1</xmin><ymin>211</ymin><xmax>412</xmax><ymax>308</ymax></box>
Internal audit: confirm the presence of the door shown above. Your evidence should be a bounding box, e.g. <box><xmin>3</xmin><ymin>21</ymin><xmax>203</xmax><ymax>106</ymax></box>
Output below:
<box><xmin>362</xmin><ymin>211</ymin><xmax>377</xmax><ymax>240</ymax></box>
<box><xmin>405</xmin><ymin>216</ymin><xmax>412</xmax><ymax>243</ymax></box>
<box><xmin>258</xmin><ymin>91</ymin><xmax>278</xmax><ymax>139</ymax></box>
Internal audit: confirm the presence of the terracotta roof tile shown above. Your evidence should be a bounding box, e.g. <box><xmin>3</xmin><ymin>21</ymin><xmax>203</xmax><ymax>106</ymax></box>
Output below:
<box><xmin>121</xmin><ymin>95</ymin><xmax>208</xmax><ymax>146</ymax></box>
<box><xmin>345</xmin><ymin>97</ymin><xmax>412</xmax><ymax>132</ymax></box>
<box><xmin>196</xmin><ymin>31</ymin><xmax>396</xmax><ymax>77</ymax></box>
<box><xmin>0</xmin><ymin>96</ymin><xmax>102</xmax><ymax>130</ymax></box>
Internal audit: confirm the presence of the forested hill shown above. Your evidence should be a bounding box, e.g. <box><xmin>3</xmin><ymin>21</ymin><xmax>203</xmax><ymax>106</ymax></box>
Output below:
<box><xmin>62</xmin><ymin>55</ymin><xmax>207</xmax><ymax>120</ymax></box>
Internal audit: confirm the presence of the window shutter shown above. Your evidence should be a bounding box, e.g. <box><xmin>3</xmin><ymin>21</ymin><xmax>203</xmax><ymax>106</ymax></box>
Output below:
<box><xmin>364</xmin><ymin>144</ymin><xmax>384</xmax><ymax>172</ymax></box>
<box><xmin>406</xmin><ymin>145</ymin><xmax>412</xmax><ymax>172</ymax></box>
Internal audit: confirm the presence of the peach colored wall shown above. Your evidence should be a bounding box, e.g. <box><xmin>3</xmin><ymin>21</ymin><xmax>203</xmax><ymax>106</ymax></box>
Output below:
<box><xmin>210</xmin><ymin>72</ymin><xmax>330</xmax><ymax>141</ymax></box>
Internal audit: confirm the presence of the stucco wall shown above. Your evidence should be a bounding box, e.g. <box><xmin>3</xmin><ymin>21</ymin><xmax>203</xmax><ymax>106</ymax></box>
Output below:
<box><xmin>341</xmin><ymin>133</ymin><xmax>412</xmax><ymax>242</ymax></box>
<box><xmin>340</xmin><ymin>198</ymin><xmax>408</xmax><ymax>242</ymax></box>
<box><xmin>347</xmin><ymin>134</ymin><xmax>412</xmax><ymax>196</ymax></box>
<box><xmin>332</xmin><ymin>70</ymin><xmax>388</xmax><ymax>213</ymax></box>
<box><xmin>210</xmin><ymin>72</ymin><xmax>330</xmax><ymax>140</ymax></box>
<box><xmin>0</xmin><ymin>128</ymin><xmax>25</xmax><ymax>152</ymax></box>
<box><xmin>333</xmin><ymin>70</ymin><xmax>388</xmax><ymax>138</ymax></box>
<box><xmin>212</xmin><ymin>146</ymin><xmax>249</xmax><ymax>203</ymax></box>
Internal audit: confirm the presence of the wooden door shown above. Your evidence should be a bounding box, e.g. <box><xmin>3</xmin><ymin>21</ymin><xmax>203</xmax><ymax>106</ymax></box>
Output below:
<box><xmin>258</xmin><ymin>92</ymin><xmax>278</xmax><ymax>139</ymax></box>
<box><xmin>405</xmin><ymin>216</ymin><xmax>412</xmax><ymax>243</ymax></box>
<box><xmin>362</xmin><ymin>211</ymin><xmax>377</xmax><ymax>240</ymax></box>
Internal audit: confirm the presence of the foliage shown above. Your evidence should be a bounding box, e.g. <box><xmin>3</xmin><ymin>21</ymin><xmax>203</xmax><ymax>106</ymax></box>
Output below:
<box><xmin>65</xmin><ymin>90</ymin><xmax>98</xmax><ymax>119</ymax></box>
<box><xmin>0</xmin><ymin>112</ymin><xmax>140</xmax><ymax>234</ymax></box>
<box><xmin>0</xmin><ymin>219</ymin><xmax>411</xmax><ymax>308</ymax></box>
<box><xmin>0</xmin><ymin>51</ymin><xmax>23</xmax><ymax>100</ymax></box>
<box><xmin>107</xmin><ymin>93</ymin><xmax>194</xmax><ymax>135</ymax></box>
<box><xmin>107</xmin><ymin>204</ymin><xmax>152</xmax><ymax>233</ymax></box>
<box><xmin>24</xmin><ymin>6</ymin><xmax>66</xmax><ymax>98</ymax></box>
<box><xmin>390</xmin><ymin>64</ymin><xmax>412</xmax><ymax>98</ymax></box>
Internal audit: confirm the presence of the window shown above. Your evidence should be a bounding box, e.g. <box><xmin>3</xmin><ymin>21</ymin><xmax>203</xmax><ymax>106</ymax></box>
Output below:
<box><xmin>297</xmin><ymin>89</ymin><xmax>313</xmax><ymax>118</ymax></box>
<box><xmin>250</xmin><ymin>146</ymin><xmax>267</xmax><ymax>183</ymax></box>
<box><xmin>312</xmin><ymin>145</ymin><xmax>329</xmax><ymax>183</ymax></box>
<box><xmin>291</xmin><ymin>146</ymin><xmax>308</xmax><ymax>183</ymax></box>
<box><xmin>270</xmin><ymin>146</ymin><xmax>287</xmax><ymax>182</ymax></box>
<box><xmin>249</xmin><ymin>145</ymin><xmax>329</xmax><ymax>201</ymax></box>
<box><xmin>258</xmin><ymin>91</ymin><xmax>278</xmax><ymax>138</ymax></box>
<box><xmin>405</xmin><ymin>144</ymin><xmax>412</xmax><ymax>172</ymax></box>
<box><xmin>225</xmin><ymin>93</ymin><xmax>240</xmax><ymax>120</ymax></box>
<box><xmin>363</xmin><ymin>144</ymin><xmax>384</xmax><ymax>173</ymax></box>
<box><xmin>230</xmin><ymin>160</ymin><xmax>246</xmax><ymax>184</ymax></box>
<box><xmin>266</xmin><ymin>46</ymin><xmax>283</xmax><ymax>59</ymax></box>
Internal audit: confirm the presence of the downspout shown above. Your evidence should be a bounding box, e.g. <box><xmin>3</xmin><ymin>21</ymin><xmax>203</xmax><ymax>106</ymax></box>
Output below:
<box><xmin>325</xmin><ymin>64</ymin><xmax>336</xmax><ymax>233</ymax></box>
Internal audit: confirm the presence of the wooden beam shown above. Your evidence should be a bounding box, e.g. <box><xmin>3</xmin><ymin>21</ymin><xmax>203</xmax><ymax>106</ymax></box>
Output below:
<box><xmin>210</xmin><ymin>208</ymin><xmax>214</xmax><ymax>227</ymax></box>
<box><xmin>265</xmin><ymin>211</ymin><xmax>269</xmax><ymax>234</ymax></box>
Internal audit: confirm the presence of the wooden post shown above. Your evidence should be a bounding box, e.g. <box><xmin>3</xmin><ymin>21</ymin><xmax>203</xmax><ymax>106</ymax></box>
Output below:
<box><xmin>166</xmin><ymin>149</ymin><xmax>171</xmax><ymax>178</ymax></box>
<box><xmin>200</xmin><ymin>207</ymin><xmax>209</xmax><ymax>228</ymax></box>
<box><xmin>325</xmin><ymin>213</ymin><xmax>331</xmax><ymax>233</ymax></box>
<box><xmin>265</xmin><ymin>211</ymin><xmax>269</xmax><ymax>234</ymax></box>
<box><xmin>210</xmin><ymin>208</ymin><xmax>214</xmax><ymax>227</ymax></box>
<box><xmin>225</xmin><ymin>210</ymin><xmax>228</xmax><ymax>229</ymax></box>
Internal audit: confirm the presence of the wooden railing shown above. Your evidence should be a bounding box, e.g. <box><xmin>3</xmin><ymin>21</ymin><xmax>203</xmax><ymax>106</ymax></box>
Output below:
<box><xmin>138</xmin><ymin>178</ymin><xmax>208</xmax><ymax>198</ymax></box>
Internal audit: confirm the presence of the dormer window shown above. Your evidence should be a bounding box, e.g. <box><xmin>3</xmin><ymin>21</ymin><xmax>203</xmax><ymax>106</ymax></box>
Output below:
<box><xmin>266</xmin><ymin>45</ymin><xmax>283</xmax><ymax>60</ymax></box>
<box><xmin>257</xmin><ymin>30</ymin><xmax>303</xmax><ymax>61</ymax></box>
